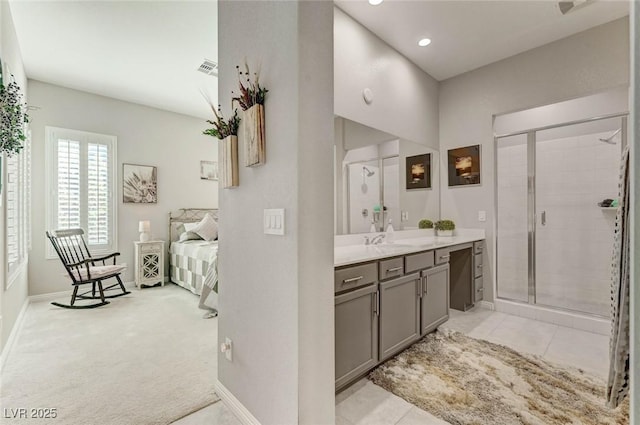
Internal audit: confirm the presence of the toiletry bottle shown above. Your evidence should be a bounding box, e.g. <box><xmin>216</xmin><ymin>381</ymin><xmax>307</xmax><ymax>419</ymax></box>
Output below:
<box><xmin>386</xmin><ymin>219</ymin><xmax>394</xmax><ymax>243</ymax></box>
<box><xmin>369</xmin><ymin>221</ymin><xmax>376</xmax><ymax>233</ymax></box>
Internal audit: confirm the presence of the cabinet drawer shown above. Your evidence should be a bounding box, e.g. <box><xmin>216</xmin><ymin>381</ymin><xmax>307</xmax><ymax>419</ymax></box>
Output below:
<box><xmin>434</xmin><ymin>248</ymin><xmax>450</xmax><ymax>265</ymax></box>
<box><xmin>475</xmin><ymin>276</ymin><xmax>484</xmax><ymax>302</ymax></box>
<box><xmin>379</xmin><ymin>257</ymin><xmax>404</xmax><ymax>281</ymax></box>
<box><xmin>405</xmin><ymin>251</ymin><xmax>434</xmax><ymax>273</ymax></box>
<box><xmin>474</xmin><ymin>254</ymin><xmax>483</xmax><ymax>278</ymax></box>
<box><xmin>335</xmin><ymin>263</ymin><xmax>377</xmax><ymax>293</ymax></box>
<box><xmin>474</xmin><ymin>241</ymin><xmax>484</xmax><ymax>255</ymax></box>
<box><xmin>139</xmin><ymin>243</ymin><xmax>162</xmax><ymax>253</ymax></box>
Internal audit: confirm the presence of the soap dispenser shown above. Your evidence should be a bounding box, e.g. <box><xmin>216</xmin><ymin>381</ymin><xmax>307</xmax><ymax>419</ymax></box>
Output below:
<box><xmin>385</xmin><ymin>219</ymin><xmax>395</xmax><ymax>243</ymax></box>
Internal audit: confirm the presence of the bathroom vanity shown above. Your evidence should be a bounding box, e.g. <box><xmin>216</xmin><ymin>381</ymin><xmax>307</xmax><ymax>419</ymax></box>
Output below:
<box><xmin>334</xmin><ymin>233</ymin><xmax>484</xmax><ymax>390</ymax></box>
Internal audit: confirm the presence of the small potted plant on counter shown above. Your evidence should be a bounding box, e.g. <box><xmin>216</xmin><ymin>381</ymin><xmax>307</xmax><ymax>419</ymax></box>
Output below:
<box><xmin>435</xmin><ymin>219</ymin><xmax>455</xmax><ymax>237</ymax></box>
<box><xmin>418</xmin><ymin>219</ymin><xmax>433</xmax><ymax>229</ymax></box>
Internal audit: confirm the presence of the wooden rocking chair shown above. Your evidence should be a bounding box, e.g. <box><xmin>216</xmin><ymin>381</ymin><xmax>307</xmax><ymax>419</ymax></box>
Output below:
<box><xmin>46</xmin><ymin>229</ymin><xmax>130</xmax><ymax>309</ymax></box>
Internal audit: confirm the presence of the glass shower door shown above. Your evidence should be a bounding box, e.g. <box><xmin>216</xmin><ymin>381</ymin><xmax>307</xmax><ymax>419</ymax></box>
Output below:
<box><xmin>496</xmin><ymin>133</ymin><xmax>529</xmax><ymax>302</ymax></box>
<box><xmin>535</xmin><ymin>117</ymin><xmax>623</xmax><ymax>316</ymax></box>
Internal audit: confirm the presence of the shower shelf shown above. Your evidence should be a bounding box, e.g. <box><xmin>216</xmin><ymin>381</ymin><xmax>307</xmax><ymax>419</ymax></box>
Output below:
<box><xmin>600</xmin><ymin>207</ymin><xmax>618</xmax><ymax>211</ymax></box>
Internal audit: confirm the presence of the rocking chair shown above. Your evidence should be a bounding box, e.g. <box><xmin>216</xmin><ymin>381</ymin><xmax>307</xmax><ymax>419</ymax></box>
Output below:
<box><xmin>46</xmin><ymin>229</ymin><xmax>130</xmax><ymax>309</ymax></box>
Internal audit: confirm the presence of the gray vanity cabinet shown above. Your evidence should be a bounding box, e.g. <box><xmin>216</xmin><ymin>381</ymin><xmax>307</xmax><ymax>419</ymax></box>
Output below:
<box><xmin>420</xmin><ymin>264</ymin><xmax>450</xmax><ymax>335</ymax></box>
<box><xmin>378</xmin><ymin>273</ymin><xmax>421</xmax><ymax>361</ymax></box>
<box><xmin>335</xmin><ymin>283</ymin><xmax>379</xmax><ymax>389</ymax></box>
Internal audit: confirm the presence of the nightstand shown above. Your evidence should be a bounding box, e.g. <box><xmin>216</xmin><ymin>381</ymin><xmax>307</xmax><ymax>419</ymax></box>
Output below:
<box><xmin>134</xmin><ymin>240</ymin><xmax>165</xmax><ymax>289</ymax></box>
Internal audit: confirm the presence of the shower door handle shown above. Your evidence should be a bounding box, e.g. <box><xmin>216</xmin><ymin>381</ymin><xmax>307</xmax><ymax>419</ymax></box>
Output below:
<box><xmin>541</xmin><ymin>211</ymin><xmax>546</xmax><ymax>226</ymax></box>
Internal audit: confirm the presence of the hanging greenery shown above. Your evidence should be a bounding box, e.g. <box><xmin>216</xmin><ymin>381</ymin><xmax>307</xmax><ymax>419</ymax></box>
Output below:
<box><xmin>0</xmin><ymin>66</ymin><xmax>29</xmax><ymax>157</ymax></box>
<box><xmin>203</xmin><ymin>105</ymin><xmax>241</xmax><ymax>140</ymax></box>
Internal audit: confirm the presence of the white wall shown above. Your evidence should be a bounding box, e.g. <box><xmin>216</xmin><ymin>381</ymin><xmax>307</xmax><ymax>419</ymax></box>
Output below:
<box><xmin>1</xmin><ymin>1</ymin><xmax>29</xmax><ymax>351</ymax></box>
<box><xmin>439</xmin><ymin>17</ymin><xmax>630</xmax><ymax>303</ymax></box>
<box><xmin>630</xmin><ymin>2</ymin><xmax>638</xmax><ymax>421</ymax></box>
<box><xmin>334</xmin><ymin>7</ymin><xmax>439</xmax><ymax>150</ymax></box>
<box><xmin>28</xmin><ymin>80</ymin><xmax>217</xmax><ymax>295</ymax></box>
<box><xmin>217</xmin><ymin>1</ymin><xmax>334</xmax><ymax>424</ymax></box>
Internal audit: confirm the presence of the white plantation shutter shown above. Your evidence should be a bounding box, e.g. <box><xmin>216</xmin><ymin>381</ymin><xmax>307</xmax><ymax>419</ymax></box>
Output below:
<box><xmin>47</xmin><ymin>127</ymin><xmax>117</xmax><ymax>256</ymax></box>
<box><xmin>6</xmin><ymin>154</ymin><xmax>22</xmax><ymax>274</ymax></box>
<box><xmin>6</xmin><ymin>128</ymin><xmax>31</xmax><ymax>282</ymax></box>
<box><xmin>57</xmin><ymin>139</ymin><xmax>81</xmax><ymax>230</ymax></box>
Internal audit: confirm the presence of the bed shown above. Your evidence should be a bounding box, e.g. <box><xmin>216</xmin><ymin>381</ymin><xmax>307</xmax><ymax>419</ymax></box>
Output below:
<box><xmin>168</xmin><ymin>209</ymin><xmax>219</xmax><ymax>314</ymax></box>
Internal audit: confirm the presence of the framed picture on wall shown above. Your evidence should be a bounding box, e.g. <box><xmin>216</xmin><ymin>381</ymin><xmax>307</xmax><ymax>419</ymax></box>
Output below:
<box><xmin>200</xmin><ymin>161</ymin><xmax>218</xmax><ymax>181</ymax></box>
<box><xmin>406</xmin><ymin>153</ymin><xmax>431</xmax><ymax>190</ymax></box>
<box><xmin>123</xmin><ymin>163</ymin><xmax>157</xmax><ymax>203</ymax></box>
<box><xmin>448</xmin><ymin>144</ymin><xmax>481</xmax><ymax>187</ymax></box>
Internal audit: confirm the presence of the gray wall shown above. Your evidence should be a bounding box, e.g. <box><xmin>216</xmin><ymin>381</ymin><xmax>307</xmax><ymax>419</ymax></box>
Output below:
<box><xmin>217</xmin><ymin>1</ymin><xmax>334</xmax><ymax>424</ymax></box>
<box><xmin>439</xmin><ymin>18</ymin><xmax>630</xmax><ymax>304</ymax></box>
<box><xmin>1</xmin><ymin>1</ymin><xmax>29</xmax><ymax>351</ymax></box>
<box><xmin>334</xmin><ymin>7</ymin><xmax>439</xmax><ymax>150</ymax></box>
<box><xmin>631</xmin><ymin>3</ymin><xmax>639</xmax><ymax>422</ymax></box>
<box><xmin>28</xmin><ymin>81</ymin><xmax>217</xmax><ymax>295</ymax></box>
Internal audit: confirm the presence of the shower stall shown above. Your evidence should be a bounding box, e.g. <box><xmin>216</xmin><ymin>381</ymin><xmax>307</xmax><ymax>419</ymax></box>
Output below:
<box><xmin>495</xmin><ymin>113</ymin><xmax>627</xmax><ymax>318</ymax></box>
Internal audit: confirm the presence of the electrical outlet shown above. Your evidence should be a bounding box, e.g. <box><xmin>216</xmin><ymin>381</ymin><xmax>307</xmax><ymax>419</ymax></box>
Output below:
<box><xmin>221</xmin><ymin>338</ymin><xmax>233</xmax><ymax>362</ymax></box>
<box><xmin>478</xmin><ymin>211</ymin><xmax>486</xmax><ymax>222</ymax></box>
<box><xmin>401</xmin><ymin>211</ymin><xmax>409</xmax><ymax>221</ymax></box>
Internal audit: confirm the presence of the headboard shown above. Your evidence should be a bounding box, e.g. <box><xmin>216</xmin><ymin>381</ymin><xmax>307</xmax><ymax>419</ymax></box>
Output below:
<box><xmin>168</xmin><ymin>208</ymin><xmax>219</xmax><ymax>244</ymax></box>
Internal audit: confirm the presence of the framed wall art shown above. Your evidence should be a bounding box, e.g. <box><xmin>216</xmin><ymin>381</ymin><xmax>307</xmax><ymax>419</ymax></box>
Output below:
<box><xmin>123</xmin><ymin>163</ymin><xmax>157</xmax><ymax>203</ymax></box>
<box><xmin>406</xmin><ymin>153</ymin><xmax>431</xmax><ymax>190</ymax></box>
<box><xmin>448</xmin><ymin>145</ymin><xmax>481</xmax><ymax>187</ymax></box>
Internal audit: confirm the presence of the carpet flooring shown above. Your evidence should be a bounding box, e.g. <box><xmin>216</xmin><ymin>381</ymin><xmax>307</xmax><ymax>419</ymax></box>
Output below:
<box><xmin>1</xmin><ymin>284</ymin><xmax>219</xmax><ymax>425</ymax></box>
<box><xmin>369</xmin><ymin>330</ymin><xmax>629</xmax><ymax>425</ymax></box>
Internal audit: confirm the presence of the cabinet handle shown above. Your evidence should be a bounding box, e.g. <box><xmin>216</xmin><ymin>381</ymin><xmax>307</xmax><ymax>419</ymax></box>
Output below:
<box><xmin>373</xmin><ymin>291</ymin><xmax>379</xmax><ymax>316</ymax></box>
<box><xmin>439</xmin><ymin>255</ymin><xmax>450</xmax><ymax>261</ymax></box>
<box><xmin>423</xmin><ymin>277</ymin><xmax>427</xmax><ymax>295</ymax></box>
<box><xmin>477</xmin><ymin>264</ymin><xmax>483</xmax><ymax>269</ymax></box>
<box><xmin>343</xmin><ymin>276</ymin><xmax>363</xmax><ymax>284</ymax></box>
<box><xmin>477</xmin><ymin>288</ymin><xmax>484</xmax><ymax>292</ymax></box>
<box><xmin>386</xmin><ymin>267</ymin><xmax>402</xmax><ymax>273</ymax></box>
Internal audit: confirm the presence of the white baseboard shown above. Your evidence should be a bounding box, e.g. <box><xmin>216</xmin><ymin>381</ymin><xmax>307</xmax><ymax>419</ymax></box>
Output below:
<box><xmin>0</xmin><ymin>298</ymin><xmax>30</xmax><ymax>372</ymax></box>
<box><xmin>478</xmin><ymin>300</ymin><xmax>495</xmax><ymax>310</ymax></box>
<box><xmin>215</xmin><ymin>380</ymin><xmax>262</xmax><ymax>425</ymax></box>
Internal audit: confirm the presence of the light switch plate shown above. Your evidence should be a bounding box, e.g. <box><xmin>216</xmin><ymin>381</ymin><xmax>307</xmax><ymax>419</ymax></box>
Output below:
<box><xmin>478</xmin><ymin>210</ymin><xmax>486</xmax><ymax>222</ymax></box>
<box><xmin>401</xmin><ymin>211</ymin><xmax>409</xmax><ymax>222</ymax></box>
<box><xmin>264</xmin><ymin>209</ymin><xmax>285</xmax><ymax>235</ymax></box>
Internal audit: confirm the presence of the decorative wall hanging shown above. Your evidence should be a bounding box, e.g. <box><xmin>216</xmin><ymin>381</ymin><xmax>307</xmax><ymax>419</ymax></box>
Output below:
<box><xmin>448</xmin><ymin>144</ymin><xmax>481</xmax><ymax>186</ymax></box>
<box><xmin>123</xmin><ymin>163</ymin><xmax>157</xmax><ymax>203</ymax></box>
<box><xmin>406</xmin><ymin>153</ymin><xmax>431</xmax><ymax>190</ymax></box>
<box><xmin>233</xmin><ymin>62</ymin><xmax>268</xmax><ymax>167</ymax></box>
<box><xmin>203</xmin><ymin>105</ymin><xmax>240</xmax><ymax>189</ymax></box>
<box><xmin>200</xmin><ymin>161</ymin><xmax>219</xmax><ymax>181</ymax></box>
<box><xmin>0</xmin><ymin>58</ymin><xmax>30</xmax><ymax>157</ymax></box>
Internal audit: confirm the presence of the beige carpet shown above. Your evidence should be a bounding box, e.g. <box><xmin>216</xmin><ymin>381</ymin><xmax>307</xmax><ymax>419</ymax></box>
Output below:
<box><xmin>1</xmin><ymin>284</ymin><xmax>219</xmax><ymax>425</ymax></box>
<box><xmin>369</xmin><ymin>330</ymin><xmax>629</xmax><ymax>425</ymax></box>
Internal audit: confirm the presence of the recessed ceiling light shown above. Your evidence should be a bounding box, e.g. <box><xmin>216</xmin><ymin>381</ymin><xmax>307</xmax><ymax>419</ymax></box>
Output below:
<box><xmin>368</xmin><ymin>0</ymin><xmax>383</xmax><ymax>5</ymax></box>
<box><xmin>418</xmin><ymin>38</ymin><xmax>432</xmax><ymax>47</ymax></box>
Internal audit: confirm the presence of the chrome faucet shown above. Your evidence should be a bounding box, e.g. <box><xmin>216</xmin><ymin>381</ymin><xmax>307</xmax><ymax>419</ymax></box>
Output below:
<box><xmin>370</xmin><ymin>234</ymin><xmax>386</xmax><ymax>245</ymax></box>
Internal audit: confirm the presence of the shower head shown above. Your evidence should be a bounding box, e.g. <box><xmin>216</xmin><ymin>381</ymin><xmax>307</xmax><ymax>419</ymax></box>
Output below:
<box><xmin>363</xmin><ymin>166</ymin><xmax>375</xmax><ymax>177</ymax></box>
<box><xmin>599</xmin><ymin>128</ymin><xmax>621</xmax><ymax>145</ymax></box>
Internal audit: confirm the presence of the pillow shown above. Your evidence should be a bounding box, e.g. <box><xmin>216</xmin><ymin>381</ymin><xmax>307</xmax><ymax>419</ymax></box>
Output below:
<box><xmin>192</xmin><ymin>213</ymin><xmax>218</xmax><ymax>241</ymax></box>
<box><xmin>179</xmin><ymin>231</ymin><xmax>203</xmax><ymax>242</ymax></box>
<box><xmin>176</xmin><ymin>222</ymin><xmax>203</xmax><ymax>242</ymax></box>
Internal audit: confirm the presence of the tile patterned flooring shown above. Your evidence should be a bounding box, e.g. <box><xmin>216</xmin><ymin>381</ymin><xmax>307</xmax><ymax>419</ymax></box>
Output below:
<box><xmin>175</xmin><ymin>307</ymin><xmax>610</xmax><ymax>424</ymax></box>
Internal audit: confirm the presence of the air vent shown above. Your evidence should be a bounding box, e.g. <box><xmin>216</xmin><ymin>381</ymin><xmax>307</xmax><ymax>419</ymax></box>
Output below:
<box><xmin>197</xmin><ymin>59</ymin><xmax>218</xmax><ymax>76</ymax></box>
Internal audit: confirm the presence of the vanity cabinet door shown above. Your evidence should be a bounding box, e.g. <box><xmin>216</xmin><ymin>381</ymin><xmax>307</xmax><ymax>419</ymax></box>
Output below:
<box><xmin>379</xmin><ymin>273</ymin><xmax>421</xmax><ymax>361</ymax></box>
<box><xmin>335</xmin><ymin>284</ymin><xmax>379</xmax><ymax>390</ymax></box>
<box><xmin>421</xmin><ymin>264</ymin><xmax>450</xmax><ymax>335</ymax></box>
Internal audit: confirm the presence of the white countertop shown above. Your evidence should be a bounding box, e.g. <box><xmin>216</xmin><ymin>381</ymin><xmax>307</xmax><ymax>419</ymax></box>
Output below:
<box><xmin>334</xmin><ymin>229</ymin><xmax>485</xmax><ymax>267</ymax></box>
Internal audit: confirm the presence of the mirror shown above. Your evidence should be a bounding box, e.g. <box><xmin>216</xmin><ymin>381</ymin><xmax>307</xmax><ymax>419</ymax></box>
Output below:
<box><xmin>335</xmin><ymin>117</ymin><xmax>440</xmax><ymax>235</ymax></box>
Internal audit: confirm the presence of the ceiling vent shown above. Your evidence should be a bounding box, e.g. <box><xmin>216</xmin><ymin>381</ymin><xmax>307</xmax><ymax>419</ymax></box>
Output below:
<box><xmin>558</xmin><ymin>0</ymin><xmax>594</xmax><ymax>15</ymax></box>
<box><xmin>197</xmin><ymin>59</ymin><xmax>218</xmax><ymax>76</ymax></box>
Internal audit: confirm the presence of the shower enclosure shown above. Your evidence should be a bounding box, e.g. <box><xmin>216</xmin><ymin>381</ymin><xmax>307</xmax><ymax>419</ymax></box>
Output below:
<box><xmin>496</xmin><ymin>113</ymin><xmax>627</xmax><ymax>317</ymax></box>
<box><xmin>346</xmin><ymin>156</ymin><xmax>399</xmax><ymax>233</ymax></box>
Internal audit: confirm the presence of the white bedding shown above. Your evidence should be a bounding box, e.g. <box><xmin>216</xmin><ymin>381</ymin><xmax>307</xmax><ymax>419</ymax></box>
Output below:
<box><xmin>170</xmin><ymin>240</ymin><xmax>218</xmax><ymax>309</ymax></box>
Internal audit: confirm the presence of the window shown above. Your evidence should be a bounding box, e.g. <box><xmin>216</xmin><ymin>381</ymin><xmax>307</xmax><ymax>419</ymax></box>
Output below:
<box><xmin>46</xmin><ymin>127</ymin><xmax>117</xmax><ymax>257</ymax></box>
<box><xmin>5</xmin><ymin>127</ymin><xmax>31</xmax><ymax>282</ymax></box>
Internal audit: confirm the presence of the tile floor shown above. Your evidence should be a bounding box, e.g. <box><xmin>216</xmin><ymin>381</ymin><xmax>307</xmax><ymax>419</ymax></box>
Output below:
<box><xmin>175</xmin><ymin>307</ymin><xmax>610</xmax><ymax>425</ymax></box>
